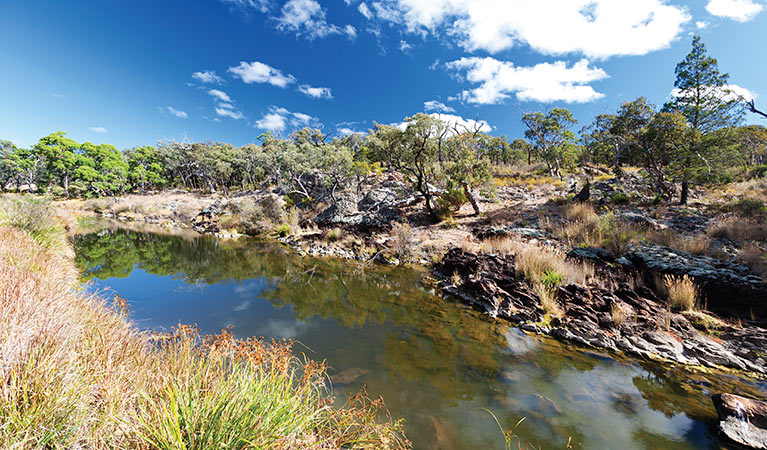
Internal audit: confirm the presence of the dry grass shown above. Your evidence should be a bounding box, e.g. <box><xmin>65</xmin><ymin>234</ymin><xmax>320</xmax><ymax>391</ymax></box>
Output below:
<box><xmin>741</xmin><ymin>242</ymin><xmax>767</xmax><ymax>281</ymax></box>
<box><xmin>663</xmin><ymin>274</ymin><xmax>699</xmax><ymax>312</ymax></box>
<box><xmin>514</xmin><ymin>241</ymin><xmax>594</xmax><ymax>286</ymax></box>
<box><xmin>645</xmin><ymin>230</ymin><xmax>712</xmax><ymax>255</ymax></box>
<box><xmin>563</xmin><ymin>203</ymin><xmax>598</xmax><ymax>223</ymax></box>
<box><xmin>610</xmin><ymin>302</ymin><xmax>627</xmax><ymax>328</ymax></box>
<box><xmin>533</xmin><ymin>282</ymin><xmax>561</xmax><ymax>317</ymax></box>
<box><xmin>389</xmin><ymin>222</ymin><xmax>418</xmax><ymax>263</ymax></box>
<box><xmin>0</xmin><ymin>203</ymin><xmax>409</xmax><ymax>449</ymax></box>
<box><xmin>709</xmin><ymin>216</ymin><xmax>767</xmax><ymax>242</ymax></box>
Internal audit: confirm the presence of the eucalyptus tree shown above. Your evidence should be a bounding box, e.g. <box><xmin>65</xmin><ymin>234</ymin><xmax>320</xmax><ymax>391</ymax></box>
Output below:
<box><xmin>35</xmin><ymin>131</ymin><xmax>82</xmax><ymax>197</ymax></box>
<box><xmin>638</xmin><ymin>111</ymin><xmax>690</xmax><ymax>199</ymax></box>
<box><xmin>125</xmin><ymin>145</ymin><xmax>167</xmax><ymax>194</ymax></box>
<box><xmin>1</xmin><ymin>141</ymin><xmax>42</xmax><ymax>191</ymax></box>
<box><xmin>522</xmin><ymin>108</ymin><xmax>579</xmax><ymax>179</ymax></box>
<box><xmin>667</xmin><ymin>35</ymin><xmax>743</xmax><ymax>204</ymax></box>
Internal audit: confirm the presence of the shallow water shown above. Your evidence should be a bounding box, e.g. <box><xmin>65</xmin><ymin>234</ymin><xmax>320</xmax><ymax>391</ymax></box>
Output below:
<box><xmin>73</xmin><ymin>227</ymin><xmax>766</xmax><ymax>449</ymax></box>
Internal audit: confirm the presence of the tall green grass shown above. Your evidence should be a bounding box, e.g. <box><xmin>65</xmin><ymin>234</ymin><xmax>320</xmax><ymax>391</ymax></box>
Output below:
<box><xmin>0</xmin><ymin>195</ymin><xmax>409</xmax><ymax>450</ymax></box>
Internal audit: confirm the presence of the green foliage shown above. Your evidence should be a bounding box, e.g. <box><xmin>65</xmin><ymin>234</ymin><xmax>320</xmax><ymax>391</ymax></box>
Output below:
<box><xmin>722</xmin><ymin>198</ymin><xmax>766</xmax><ymax>216</ymax></box>
<box><xmin>522</xmin><ymin>108</ymin><xmax>580</xmax><ymax>179</ymax></box>
<box><xmin>540</xmin><ymin>270</ymin><xmax>564</xmax><ymax>287</ymax></box>
<box><xmin>0</xmin><ymin>195</ymin><xmax>66</xmax><ymax>251</ymax></box>
<box><xmin>274</xmin><ymin>223</ymin><xmax>292</xmax><ymax>237</ymax></box>
<box><xmin>610</xmin><ymin>192</ymin><xmax>630</xmax><ymax>204</ymax></box>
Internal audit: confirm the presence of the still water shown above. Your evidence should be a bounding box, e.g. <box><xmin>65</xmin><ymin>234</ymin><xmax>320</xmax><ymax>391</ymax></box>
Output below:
<box><xmin>73</xmin><ymin>227</ymin><xmax>766</xmax><ymax>449</ymax></box>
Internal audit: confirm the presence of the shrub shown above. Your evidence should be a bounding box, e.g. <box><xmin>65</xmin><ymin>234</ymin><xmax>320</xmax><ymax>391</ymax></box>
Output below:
<box><xmin>663</xmin><ymin>274</ymin><xmax>698</xmax><ymax>312</ymax></box>
<box><xmin>563</xmin><ymin>203</ymin><xmax>597</xmax><ymax>223</ymax></box>
<box><xmin>597</xmin><ymin>212</ymin><xmax>636</xmax><ymax>256</ymax></box>
<box><xmin>274</xmin><ymin>223</ymin><xmax>292</xmax><ymax>237</ymax></box>
<box><xmin>389</xmin><ymin>222</ymin><xmax>417</xmax><ymax>263</ymax></box>
<box><xmin>435</xmin><ymin>187</ymin><xmax>467</xmax><ymax>220</ymax></box>
<box><xmin>741</xmin><ymin>242</ymin><xmax>767</xmax><ymax>281</ymax></box>
<box><xmin>0</xmin><ymin>195</ymin><xmax>66</xmax><ymax>251</ymax></box>
<box><xmin>722</xmin><ymin>197</ymin><xmax>766</xmax><ymax>217</ymax></box>
<box><xmin>610</xmin><ymin>192</ymin><xmax>630</xmax><ymax>204</ymax></box>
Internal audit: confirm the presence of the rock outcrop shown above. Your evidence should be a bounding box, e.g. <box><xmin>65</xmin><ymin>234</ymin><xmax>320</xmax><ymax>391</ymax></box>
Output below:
<box><xmin>435</xmin><ymin>248</ymin><xmax>767</xmax><ymax>375</ymax></box>
<box><xmin>712</xmin><ymin>393</ymin><xmax>767</xmax><ymax>449</ymax></box>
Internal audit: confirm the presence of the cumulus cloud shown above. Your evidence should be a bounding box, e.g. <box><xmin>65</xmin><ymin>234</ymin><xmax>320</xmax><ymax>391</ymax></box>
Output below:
<box><xmin>89</xmin><ymin>127</ymin><xmax>107</xmax><ymax>134</ymax></box>
<box><xmin>393</xmin><ymin>113</ymin><xmax>492</xmax><ymax>134</ymax></box>
<box><xmin>364</xmin><ymin>0</ymin><xmax>689</xmax><ymax>59</ymax></box>
<box><xmin>423</xmin><ymin>100</ymin><xmax>455</xmax><ymax>113</ymax></box>
<box><xmin>192</xmin><ymin>70</ymin><xmax>225</xmax><ymax>84</ymax></box>
<box><xmin>254</xmin><ymin>106</ymin><xmax>319</xmax><ymax>132</ymax></box>
<box><xmin>706</xmin><ymin>0</ymin><xmax>764</xmax><ymax>21</ymax></box>
<box><xmin>276</xmin><ymin>0</ymin><xmax>357</xmax><ymax>39</ymax></box>
<box><xmin>298</xmin><ymin>84</ymin><xmax>333</xmax><ymax>99</ymax></box>
<box><xmin>208</xmin><ymin>89</ymin><xmax>232</xmax><ymax>103</ymax></box>
<box><xmin>447</xmin><ymin>57</ymin><xmax>608</xmax><ymax>104</ymax></box>
<box><xmin>671</xmin><ymin>84</ymin><xmax>757</xmax><ymax>103</ymax></box>
<box><xmin>228</xmin><ymin>61</ymin><xmax>296</xmax><ymax>87</ymax></box>
<box><xmin>161</xmin><ymin>106</ymin><xmax>188</xmax><ymax>119</ymax></box>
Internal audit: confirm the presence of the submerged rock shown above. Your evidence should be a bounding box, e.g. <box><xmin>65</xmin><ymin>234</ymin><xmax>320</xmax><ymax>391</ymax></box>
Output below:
<box><xmin>712</xmin><ymin>393</ymin><xmax>767</xmax><ymax>449</ymax></box>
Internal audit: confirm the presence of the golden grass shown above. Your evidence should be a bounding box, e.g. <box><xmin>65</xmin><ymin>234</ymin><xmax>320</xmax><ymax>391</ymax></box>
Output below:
<box><xmin>741</xmin><ymin>242</ymin><xmax>767</xmax><ymax>281</ymax></box>
<box><xmin>0</xmin><ymin>218</ymin><xmax>409</xmax><ymax>448</ymax></box>
<box><xmin>610</xmin><ymin>302</ymin><xmax>627</xmax><ymax>328</ymax></box>
<box><xmin>663</xmin><ymin>274</ymin><xmax>698</xmax><ymax>312</ymax></box>
<box><xmin>533</xmin><ymin>282</ymin><xmax>561</xmax><ymax>317</ymax></box>
<box><xmin>645</xmin><ymin>230</ymin><xmax>712</xmax><ymax>255</ymax></box>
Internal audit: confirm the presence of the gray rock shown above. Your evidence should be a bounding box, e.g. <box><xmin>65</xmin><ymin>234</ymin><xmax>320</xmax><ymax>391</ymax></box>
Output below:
<box><xmin>712</xmin><ymin>393</ymin><xmax>767</xmax><ymax>449</ymax></box>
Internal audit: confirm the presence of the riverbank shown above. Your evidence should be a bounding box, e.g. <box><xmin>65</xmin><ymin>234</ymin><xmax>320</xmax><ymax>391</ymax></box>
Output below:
<box><xmin>48</xmin><ymin>170</ymin><xmax>767</xmax><ymax>379</ymax></box>
<box><xmin>0</xmin><ymin>197</ymin><xmax>409</xmax><ymax>449</ymax></box>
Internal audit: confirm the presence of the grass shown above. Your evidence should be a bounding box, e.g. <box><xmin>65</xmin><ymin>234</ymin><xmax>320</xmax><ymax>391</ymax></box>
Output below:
<box><xmin>663</xmin><ymin>274</ymin><xmax>698</xmax><ymax>312</ymax></box>
<box><xmin>0</xmin><ymin>196</ymin><xmax>409</xmax><ymax>450</ymax></box>
<box><xmin>610</xmin><ymin>302</ymin><xmax>627</xmax><ymax>328</ymax></box>
<box><xmin>709</xmin><ymin>216</ymin><xmax>767</xmax><ymax>242</ymax></box>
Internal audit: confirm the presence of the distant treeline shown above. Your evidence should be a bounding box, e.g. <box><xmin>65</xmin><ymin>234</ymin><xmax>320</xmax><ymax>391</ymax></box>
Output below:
<box><xmin>1</xmin><ymin>36</ymin><xmax>765</xmax><ymax>214</ymax></box>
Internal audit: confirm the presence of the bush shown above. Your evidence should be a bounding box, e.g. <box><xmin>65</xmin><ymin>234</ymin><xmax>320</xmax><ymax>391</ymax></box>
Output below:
<box><xmin>722</xmin><ymin>198</ymin><xmax>766</xmax><ymax>216</ymax></box>
<box><xmin>541</xmin><ymin>270</ymin><xmax>564</xmax><ymax>287</ymax></box>
<box><xmin>610</xmin><ymin>192</ymin><xmax>630</xmax><ymax>204</ymax></box>
<box><xmin>0</xmin><ymin>195</ymin><xmax>66</xmax><ymax>251</ymax></box>
<box><xmin>435</xmin><ymin>187</ymin><xmax>467</xmax><ymax>220</ymax></box>
<box><xmin>597</xmin><ymin>212</ymin><xmax>636</xmax><ymax>256</ymax></box>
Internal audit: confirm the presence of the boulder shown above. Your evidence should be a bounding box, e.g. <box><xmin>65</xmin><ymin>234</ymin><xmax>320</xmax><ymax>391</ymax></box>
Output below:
<box><xmin>712</xmin><ymin>393</ymin><xmax>767</xmax><ymax>449</ymax></box>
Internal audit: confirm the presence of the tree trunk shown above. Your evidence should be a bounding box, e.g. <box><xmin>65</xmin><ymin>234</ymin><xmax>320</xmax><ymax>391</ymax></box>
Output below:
<box><xmin>679</xmin><ymin>180</ymin><xmax>689</xmax><ymax>205</ymax></box>
<box><xmin>462</xmin><ymin>181</ymin><xmax>482</xmax><ymax>216</ymax></box>
<box><xmin>64</xmin><ymin>174</ymin><xmax>69</xmax><ymax>198</ymax></box>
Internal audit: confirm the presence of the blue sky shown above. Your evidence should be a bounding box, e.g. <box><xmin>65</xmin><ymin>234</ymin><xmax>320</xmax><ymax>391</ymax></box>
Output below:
<box><xmin>1</xmin><ymin>0</ymin><xmax>766</xmax><ymax>149</ymax></box>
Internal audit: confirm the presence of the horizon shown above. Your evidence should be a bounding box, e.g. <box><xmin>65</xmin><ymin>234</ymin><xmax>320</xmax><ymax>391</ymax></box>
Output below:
<box><xmin>2</xmin><ymin>0</ymin><xmax>766</xmax><ymax>149</ymax></box>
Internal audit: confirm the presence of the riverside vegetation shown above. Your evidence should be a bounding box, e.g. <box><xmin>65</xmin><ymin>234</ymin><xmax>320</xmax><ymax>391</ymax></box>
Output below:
<box><xmin>0</xmin><ymin>197</ymin><xmax>409</xmax><ymax>449</ymax></box>
<box><xmin>2</xmin><ymin>35</ymin><xmax>767</xmax><ymax>448</ymax></box>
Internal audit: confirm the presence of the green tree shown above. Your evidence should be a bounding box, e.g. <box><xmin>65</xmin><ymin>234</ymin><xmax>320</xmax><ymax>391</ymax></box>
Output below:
<box><xmin>522</xmin><ymin>108</ymin><xmax>579</xmax><ymax>179</ymax></box>
<box><xmin>126</xmin><ymin>145</ymin><xmax>167</xmax><ymax>194</ymax></box>
<box><xmin>1</xmin><ymin>141</ymin><xmax>42</xmax><ymax>191</ymax></box>
<box><xmin>638</xmin><ymin>111</ymin><xmax>690</xmax><ymax>199</ymax></box>
<box><xmin>667</xmin><ymin>35</ymin><xmax>743</xmax><ymax>204</ymax></box>
<box><xmin>79</xmin><ymin>142</ymin><xmax>129</xmax><ymax>196</ymax></box>
<box><xmin>36</xmin><ymin>131</ymin><xmax>81</xmax><ymax>197</ymax></box>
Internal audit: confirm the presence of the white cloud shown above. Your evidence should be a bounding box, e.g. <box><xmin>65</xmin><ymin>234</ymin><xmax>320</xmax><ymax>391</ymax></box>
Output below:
<box><xmin>358</xmin><ymin>2</ymin><xmax>373</xmax><ymax>19</ymax></box>
<box><xmin>399</xmin><ymin>40</ymin><xmax>413</xmax><ymax>52</ymax></box>
<box><xmin>219</xmin><ymin>0</ymin><xmax>271</xmax><ymax>14</ymax></box>
<box><xmin>161</xmin><ymin>106</ymin><xmax>188</xmax><ymax>119</ymax></box>
<box><xmin>228</xmin><ymin>61</ymin><xmax>296</xmax><ymax>87</ymax></box>
<box><xmin>298</xmin><ymin>84</ymin><xmax>333</xmax><ymax>99</ymax></box>
<box><xmin>695</xmin><ymin>21</ymin><xmax>710</xmax><ymax>29</ymax></box>
<box><xmin>394</xmin><ymin>113</ymin><xmax>492</xmax><ymax>134</ymax></box>
<box><xmin>216</xmin><ymin>107</ymin><xmax>245</xmax><ymax>120</ymax></box>
<box><xmin>192</xmin><ymin>70</ymin><xmax>225</xmax><ymax>84</ymax></box>
<box><xmin>254</xmin><ymin>106</ymin><xmax>319</xmax><ymax>132</ymax></box>
<box><xmin>45</xmin><ymin>92</ymin><xmax>66</xmax><ymax>100</ymax></box>
<box><xmin>447</xmin><ymin>57</ymin><xmax>608</xmax><ymax>104</ymax></box>
<box><xmin>671</xmin><ymin>84</ymin><xmax>757</xmax><ymax>103</ymax></box>
<box><xmin>276</xmin><ymin>0</ymin><xmax>357</xmax><ymax>39</ymax></box>
<box><xmin>208</xmin><ymin>89</ymin><xmax>232</xmax><ymax>103</ymax></box>
<box><xmin>369</xmin><ymin>0</ymin><xmax>689</xmax><ymax>59</ymax></box>
<box><xmin>338</xmin><ymin>127</ymin><xmax>362</xmax><ymax>135</ymax></box>
<box><xmin>706</xmin><ymin>0</ymin><xmax>764</xmax><ymax>21</ymax></box>
<box><xmin>423</xmin><ymin>100</ymin><xmax>455</xmax><ymax>113</ymax></box>
<box><xmin>89</xmin><ymin>127</ymin><xmax>107</xmax><ymax>134</ymax></box>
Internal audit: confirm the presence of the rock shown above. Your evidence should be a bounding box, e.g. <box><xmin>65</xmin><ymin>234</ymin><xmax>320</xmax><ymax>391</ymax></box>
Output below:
<box><xmin>625</xmin><ymin>244</ymin><xmax>767</xmax><ymax>323</ymax></box>
<box><xmin>330</xmin><ymin>367</ymin><xmax>370</xmax><ymax>385</ymax></box>
<box><xmin>712</xmin><ymin>393</ymin><xmax>767</xmax><ymax>449</ymax></box>
<box><xmin>191</xmin><ymin>198</ymin><xmax>228</xmax><ymax>232</ymax></box>
<box><xmin>617</xmin><ymin>211</ymin><xmax>661</xmax><ymax>229</ymax></box>
<box><xmin>568</xmin><ymin>246</ymin><xmax>616</xmax><ymax>263</ymax></box>
<box><xmin>315</xmin><ymin>191</ymin><xmax>404</xmax><ymax>229</ymax></box>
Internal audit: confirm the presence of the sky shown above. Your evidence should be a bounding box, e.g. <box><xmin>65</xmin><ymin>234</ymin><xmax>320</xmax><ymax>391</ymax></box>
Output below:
<box><xmin>1</xmin><ymin>0</ymin><xmax>766</xmax><ymax>149</ymax></box>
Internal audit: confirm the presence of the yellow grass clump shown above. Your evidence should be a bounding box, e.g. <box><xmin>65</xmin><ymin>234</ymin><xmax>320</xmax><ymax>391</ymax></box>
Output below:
<box><xmin>663</xmin><ymin>274</ymin><xmax>699</xmax><ymax>312</ymax></box>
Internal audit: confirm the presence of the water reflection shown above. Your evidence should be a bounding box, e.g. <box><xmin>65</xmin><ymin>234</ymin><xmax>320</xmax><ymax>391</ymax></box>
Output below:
<box><xmin>73</xmin><ymin>228</ymin><xmax>766</xmax><ymax>450</ymax></box>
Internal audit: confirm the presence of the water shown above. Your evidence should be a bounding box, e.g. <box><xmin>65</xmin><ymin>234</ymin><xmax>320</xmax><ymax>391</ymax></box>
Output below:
<box><xmin>73</xmin><ymin>226</ymin><xmax>766</xmax><ymax>449</ymax></box>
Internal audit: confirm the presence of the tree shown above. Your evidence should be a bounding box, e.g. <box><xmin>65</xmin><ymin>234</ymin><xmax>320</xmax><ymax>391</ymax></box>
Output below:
<box><xmin>638</xmin><ymin>111</ymin><xmax>690</xmax><ymax>199</ymax></box>
<box><xmin>737</xmin><ymin>125</ymin><xmax>767</xmax><ymax>166</ymax></box>
<box><xmin>36</xmin><ymin>131</ymin><xmax>81</xmax><ymax>197</ymax></box>
<box><xmin>667</xmin><ymin>35</ymin><xmax>743</xmax><ymax>204</ymax></box>
<box><xmin>126</xmin><ymin>145</ymin><xmax>167</xmax><ymax>194</ymax></box>
<box><xmin>442</xmin><ymin>132</ymin><xmax>492</xmax><ymax>216</ymax></box>
<box><xmin>1</xmin><ymin>141</ymin><xmax>42</xmax><ymax>191</ymax></box>
<box><xmin>79</xmin><ymin>142</ymin><xmax>129</xmax><ymax>196</ymax></box>
<box><xmin>368</xmin><ymin>114</ymin><xmax>446</xmax><ymax>220</ymax></box>
<box><xmin>522</xmin><ymin>108</ymin><xmax>579</xmax><ymax>179</ymax></box>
